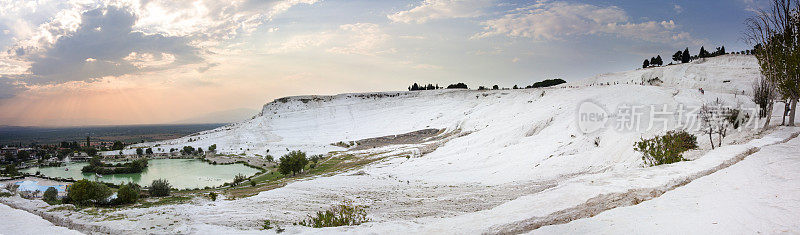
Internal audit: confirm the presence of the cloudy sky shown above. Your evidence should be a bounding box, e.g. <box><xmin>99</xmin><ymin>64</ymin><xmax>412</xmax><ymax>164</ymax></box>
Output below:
<box><xmin>0</xmin><ymin>0</ymin><xmax>762</xmax><ymax>126</ymax></box>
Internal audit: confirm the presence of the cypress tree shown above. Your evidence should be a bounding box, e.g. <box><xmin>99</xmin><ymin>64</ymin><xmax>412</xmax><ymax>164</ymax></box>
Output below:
<box><xmin>681</xmin><ymin>48</ymin><xmax>691</xmax><ymax>63</ymax></box>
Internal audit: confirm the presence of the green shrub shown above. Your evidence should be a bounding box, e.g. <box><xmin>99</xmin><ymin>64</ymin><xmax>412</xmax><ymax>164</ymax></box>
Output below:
<box><xmin>298</xmin><ymin>201</ymin><xmax>369</xmax><ymax>228</ymax></box>
<box><xmin>2</xmin><ymin>164</ymin><xmax>19</xmax><ymax>176</ymax></box>
<box><xmin>209</xmin><ymin>192</ymin><xmax>217</xmax><ymax>201</ymax></box>
<box><xmin>43</xmin><ymin>187</ymin><xmax>58</xmax><ymax>204</ymax></box>
<box><xmin>249</xmin><ymin>180</ymin><xmax>256</xmax><ymax>187</ymax></box>
<box><xmin>149</xmin><ymin>179</ymin><xmax>171</xmax><ymax>197</ymax></box>
<box><xmin>232</xmin><ymin>173</ymin><xmax>247</xmax><ymax>186</ymax></box>
<box><xmin>634</xmin><ymin>130</ymin><xmax>698</xmax><ymax>166</ymax></box>
<box><xmin>68</xmin><ymin>179</ymin><xmax>112</xmax><ymax>206</ymax></box>
<box><xmin>262</xmin><ymin>220</ymin><xmax>273</xmax><ymax>230</ymax></box>
<box><xmin>309</xmin><ymin>154</ymin><xmax>324</xmax><ymax>163</ymax></box>
<box><xmin>278</xmin><ymin>150</ymin><xmax>308</xmax><ymax>176</ymax></box>
<box><xmin>116</xmin><ymin>183</ymin><xmax>140</xmax><ymax>204</ymax></box>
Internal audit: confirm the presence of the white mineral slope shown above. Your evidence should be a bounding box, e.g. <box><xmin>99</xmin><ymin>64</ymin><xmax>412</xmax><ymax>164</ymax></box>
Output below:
<box><xmin>535</xmin><ymin>127</ymin><xmax>800</xmax><ymax>234</ymax></box>
<box><xmin>0</xmin><ymin>203</ymin><xmax>83</xmax><ymax>235</ymax></box>
<box><xmin>131</xmin><ymin>54</ymin><xmax>761</xmax><ymax>186</ymax></box>
<box><xmin>71</xmin><ymin>54</ymin><xmax>791</xmax><ymax>233</ymax></box>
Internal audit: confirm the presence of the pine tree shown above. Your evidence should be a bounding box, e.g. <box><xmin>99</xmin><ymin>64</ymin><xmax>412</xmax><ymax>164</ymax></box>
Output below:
<box><xmin>699</xmin><ymin>46</ymin><xmax>710</xmax><ymax>58</ymax></box>
<box><xmin>655</xmin><ymin>55</ymin><xmax>663</xmax><ymax>66</ymax></box>
<box><xmin>672</xmin><ymin>51</ymin><xmax>682</xmax><ymax>62</ymax></box>
<box><xmin>681</xmin><ymin>48</ymin><xmax>691</xmax><ymax>63</ymax></box>
<box><xmin>643</xmin><ymin>59</ymin><xmax>650</xmax><ymax>68</ymax></box>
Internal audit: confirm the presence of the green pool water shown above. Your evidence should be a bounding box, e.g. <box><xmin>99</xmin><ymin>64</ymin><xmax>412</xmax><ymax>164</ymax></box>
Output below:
<box><xmin>21</xmin><ymin>159</ymin><xmax>261</xmax><ymax>189</ymax></box>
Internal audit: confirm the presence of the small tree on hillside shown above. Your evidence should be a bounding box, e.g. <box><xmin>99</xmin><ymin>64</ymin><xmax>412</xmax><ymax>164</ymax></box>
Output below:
<box><xmin>145</xmin><ymin>148</ymin><xmax>153</xmax><ymax>155</ymax></box>
<box><xmin>753</xmin><ymin>76</ymin><xmax>776</xmax><ymax>118</ymax></box>
<box><xmin>149</xmin><ymin>179</ymin><xmax>171</xmax><ymax>197</ymax></box>
<box><xmin>278</xmin><ymin>150</ymin><xmax>309</xmax><ymax>176</ymax></box>
<box><xmin>699</xmin><ymin>46</ymin><xmax>711</xmax><ymax>58</ymax></box>
<box><xmin>655</xmin><ymin>55</ymin><xmax>663</xmax><ymax>66</ymax></box>
<box><xmin>698</xmin><ymin>99</ymin><xmax>731</xmax><ymax>149</ymax></box>
<box><xmin>672</xmin><ymin>51</ymin><xmax>682</xmax><ymax>63</ymax></box>
<box><xmin>643</xmin><ymin>59</ymin><xmax>650</xmax><ymax>68</ymax></box>
<box><xmin>116</xmin><ymin>183</ymin><xmax>140</xmax><ymax>204</ymax></box>
<box><xmin>136</xmin><ymin>148</ymin><xmax>143</xmax><ymax>156</ymax></box>
<box><xmin>682</xmin><ymin>48</ymin><xmax>691</xmax><ymax>63</ymax></box>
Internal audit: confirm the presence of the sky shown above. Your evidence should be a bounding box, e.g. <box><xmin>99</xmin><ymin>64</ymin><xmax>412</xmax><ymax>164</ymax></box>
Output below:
<box><xmin>0</xmin><ymin>0</ymin><xmax>766</xmax><ymax>126</ymax></box>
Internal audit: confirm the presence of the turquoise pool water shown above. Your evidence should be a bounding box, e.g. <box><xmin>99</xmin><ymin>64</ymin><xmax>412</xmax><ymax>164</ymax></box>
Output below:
<box><xmin>21</xmin><ymin>159</ymin><xmax>260</xmax><ymax>189</ymax></box>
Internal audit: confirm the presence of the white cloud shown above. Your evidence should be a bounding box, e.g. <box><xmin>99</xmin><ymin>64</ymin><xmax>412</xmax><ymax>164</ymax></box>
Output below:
<box><xmin>129</xmin><ymin>0</ymin><xmax>319</xmax><ymax>44</ymax></box>
<box><xmin>123</xmin><ymin>52</ymin><xmax>176</xmax><ymax>68</ymax></box>
<box><xmin>327</xmin><ymin>23</ymin><xmax>393</xmax><ymax>56</ymax></box>
<box><xmin>267</xmin><ymin>23</ymin><xmax>394</xmax><ymax>56</ymax></box>
<box><xmin>474</xmin><ymin>1</ymin><xmax>698</xmax><ymax>45</ymax></box>
<box><xmin>388</xmin><ymin>0</ymin><xmax>493</xmax><ymax>24</ymax></box>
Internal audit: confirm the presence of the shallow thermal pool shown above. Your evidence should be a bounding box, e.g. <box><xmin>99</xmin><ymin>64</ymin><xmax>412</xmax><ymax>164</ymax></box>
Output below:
<box><xmin>21</xmin><ymin>158</ymin><xmax>261</xmax><ymax>189</ymax></box>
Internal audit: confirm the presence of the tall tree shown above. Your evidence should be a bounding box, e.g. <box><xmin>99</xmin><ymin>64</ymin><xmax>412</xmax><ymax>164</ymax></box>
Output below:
<box><xmin>655</xmin><ymin>55</ymin><xmax>663</xmax><ymax>66</ymax></box>
<box><xmin>699</xmin><ymin>46</ymin><xmax>710</xmax><ymax>58</ymax></box>
<box><xmin>643</xmin><ymin>59</ymin><xmax>650</xmax><ymax>68</ymax></box>
<box><xmin>745</xmin><ymin>0</ymin><xmax>800</xmax><ymax>127</ymax></box>
<box><xmin>681</xmin><ymin>48</ymin><xmax>691</xmax><ymax>63</ymax></box>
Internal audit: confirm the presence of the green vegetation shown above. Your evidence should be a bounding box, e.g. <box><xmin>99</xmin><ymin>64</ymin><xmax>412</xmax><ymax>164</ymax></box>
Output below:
<box><xmin>115</xmin><ymin>183</ymin><xmax>141</xmax><ymax>204</ymax></box>
<box><xmin>232</xmin><ymin>173</ymin><xmax>247</xmax><ymax>186</ymax></box>
<box><xmin>81</xmin><ymin>157</ymin><xmax>148</xmax><ymax>174</ymax></box>
<box><xmin>225</xmin><ymin>151</ymin><xmax>382</xmax><ymax>198</ymax></box>
<box><xmin>1</xmin><ymin>164</ymin><xmax>19</xmax><ymax>176</ymax></box>
<box><xmin>527</xmin><ymin>79</ymin><xmax>566</xmax><ymax>88</ymax></box>
<box><xmin>208</xmin><ymin>192</ymin><xmax>217</xmax><ymax>201</ymax></box>
<box><xmin>43</xmin><ymin>187</ymin><xmax>58</xmax><ymax>204</ymax></box>
<box><xmin>67</xmin><ymin>179</ymin><xmax>113</xmax><ymax>206</ymax></box>
<box><xmin>262</xmin><ymin>220</ymin><xmax>273</xmax><ymax>230</ymax></box>
<box><xmin>112</xmin><ymin>141</ymin><xmax>125</xmax><ymax>150</ymax></box>
<box><xmin>149</xmin><ymin>179</ymin><xmax>171</xmax><ymax>197</ymax></box>
<box><xmin>298</xmin><ymin>201</ymin><xmax>370</xmax><ymax>228</ymax></box>
<box><xmin>634</xmin><ymin>130</ymin><xmax>698</xmax><ymax>166</ymax></box>
<box><xmin>181</xmin><ymin>146</ymin><xmax>195</xmax><ymax>155</ymax></box>
<box><xmin>332</xmin><ymin>141</ymin><xmax>355</xmax><ymax>148</ymax></box>
<box><xmin>278</xmin><ymin>150</ymin><xmax>309</xmax><ymax>176</ymax></box>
